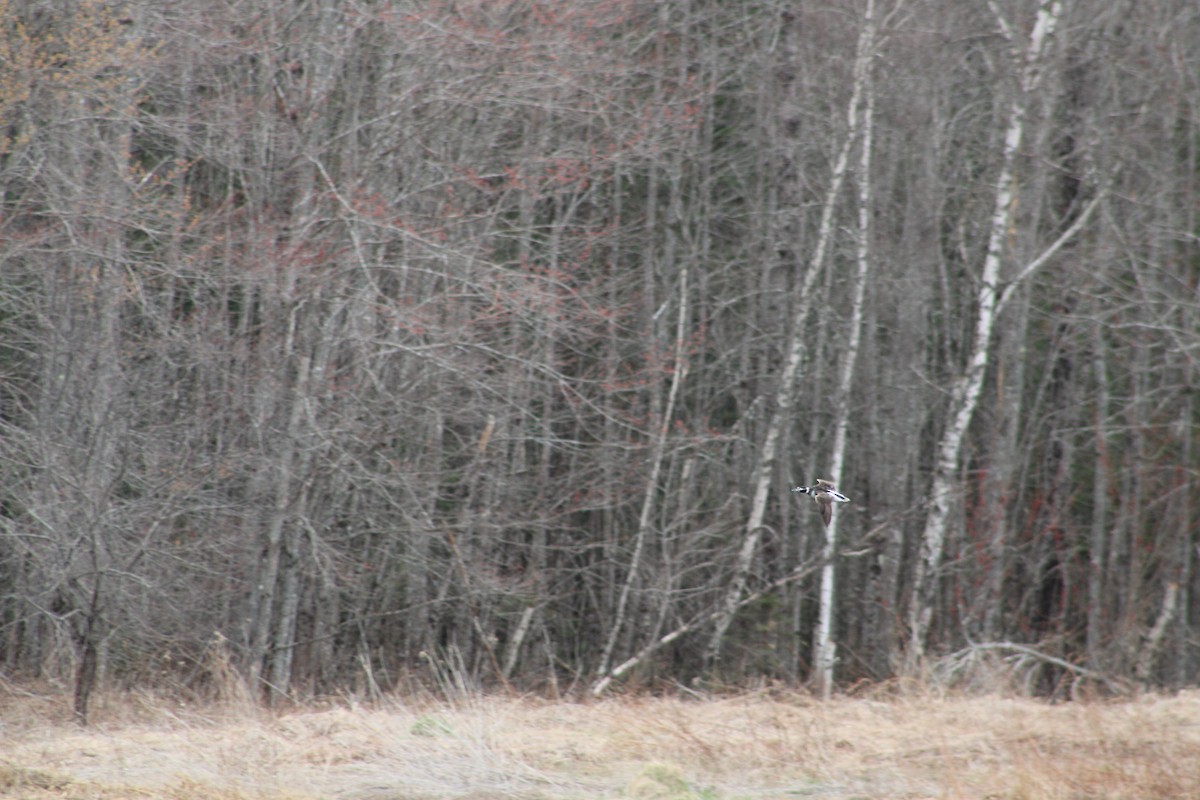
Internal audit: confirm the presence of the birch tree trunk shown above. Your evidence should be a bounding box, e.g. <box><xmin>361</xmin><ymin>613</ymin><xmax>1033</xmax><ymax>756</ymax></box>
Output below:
<box><xmin>813</xmin><ymin>0</ymin><xmax>879</xmax><ymax>698</ymax></box>
<box><xmin>704</xmin><ymin>7</ymin><xmax>876</xmax><ymax>672</ymax></box>
<box><xmin>906</xmin><ymin>0</ymin><xmax>1064</xmax><ymax>670</ymax></box>
<box><xmin>594</xmin><ymin>263</ymin><xmax>690</xmax><ymax>682</ymax></box>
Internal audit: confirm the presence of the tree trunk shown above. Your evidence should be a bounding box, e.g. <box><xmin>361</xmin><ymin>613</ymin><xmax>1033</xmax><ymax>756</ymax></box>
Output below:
<box><xmin>704</xmin><ymin>3</ymin><xmax>876</xmax><ymax>672</ymax></box>
<box><xmin>813</xmin><ymin>0</ymin><xmax>879</xmax><ymax>697</ymax></box>
<box><xmin>595</xmin><ymin>263</ymin><xmax>690</xmax><ymax>683</ymax></box>
<box><xmin>1086</xmin><ymin>321</ymin><xmax>1112</xmax><ymax>670</ymax></box>
<box><xmin>247</xmin><ymin>313</ymin><xmax>311</xmax><ymax>702</ymax></box>
<box><xmin>907</xmin><ymin>0</ymin><xmax>1064</xmax><ymax>670</ymax></box>
<box><xmin>72</xmin><ymin>578</ymin><xmax>103</xmax><ymax>726</ymax></box>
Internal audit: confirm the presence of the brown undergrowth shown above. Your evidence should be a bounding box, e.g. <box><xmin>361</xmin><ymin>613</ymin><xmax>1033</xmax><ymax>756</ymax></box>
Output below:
<box><xmin>2</xmin><ymin>684</ymin><xmax>1199</xmax><ymax>799</ymax></box>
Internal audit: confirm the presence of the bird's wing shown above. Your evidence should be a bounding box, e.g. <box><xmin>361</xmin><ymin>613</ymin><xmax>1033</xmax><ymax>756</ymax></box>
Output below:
<box><xmin>819</xmin><ymin>499</ymin><xmax>832</xmax><ymax>527</ymax></box>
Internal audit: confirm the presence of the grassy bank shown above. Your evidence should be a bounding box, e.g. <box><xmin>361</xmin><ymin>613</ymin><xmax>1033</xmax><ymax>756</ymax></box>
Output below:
<box><xmin>3</xmin><ymin>687</ymin><xmax>1199</xmax><ymax>799</ymax></box>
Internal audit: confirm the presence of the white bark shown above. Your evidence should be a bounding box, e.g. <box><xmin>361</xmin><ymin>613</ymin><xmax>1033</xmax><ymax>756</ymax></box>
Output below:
<box><xmin>594</xmin><ymin>264</ymin><xmax>690</xmax><ymax>683</ymax></box>
<box><xmin>813</xmin><ymin>0</ymin><xmax>878</xmax><ymax>698</ymax></box>
<box><xmin>907</xmin><ymin>1</ymin><xmax>1064</xmax><ymax>669</ymax></box>
<box><xmin>704</xmin><ymin>5</ymin><xmax>876</xmax><ymax>670</ymax></box>
<box><xmin>594</xmin><ymin>552</ymin><xmax>825</xmax><ymax>696</ymax></box>
<box><xmin>502</xmin><ymin>604</ymin><xmax>537</xmax><ymax>681</ymax></box>
<box><xmin>1135</xmin><ymin>582</ymin><xmax>1179</xmax><ymax>684</ymax></box>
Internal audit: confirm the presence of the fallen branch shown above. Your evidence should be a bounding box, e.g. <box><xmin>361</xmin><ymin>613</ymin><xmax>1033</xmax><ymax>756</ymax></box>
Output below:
<box><xmin>592</xmin><ymin>552</ymin><xmax>824</xmax><ymax>696</ymax></box>
<box><xmin>941</xmin><ymin>640</ymin><xmax>1132</xmax><ymax>697</ymax></box>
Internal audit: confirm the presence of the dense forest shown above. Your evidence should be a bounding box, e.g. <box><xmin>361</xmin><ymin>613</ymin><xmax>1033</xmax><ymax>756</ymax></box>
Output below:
<box><xmin>1</xmin><ymin>0</ymin><xmax>1198</xmax><ymax>720</ymax></box>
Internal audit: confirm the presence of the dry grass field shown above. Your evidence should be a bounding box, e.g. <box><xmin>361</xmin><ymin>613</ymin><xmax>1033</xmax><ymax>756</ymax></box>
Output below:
<box><xmin>3</xmin><ymin>685</ymin><xmax>1200</xmax><ymax>800</ymax></box>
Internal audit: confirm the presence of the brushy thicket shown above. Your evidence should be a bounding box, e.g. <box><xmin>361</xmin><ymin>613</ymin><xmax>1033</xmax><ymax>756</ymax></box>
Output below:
<box><xmin>0</xmin><ymin>0</ymin><xmax>1197</xmax><ymax>718</ymax></box>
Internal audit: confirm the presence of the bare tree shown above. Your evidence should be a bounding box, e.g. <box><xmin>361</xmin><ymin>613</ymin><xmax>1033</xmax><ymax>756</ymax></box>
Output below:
<box><xmin>812</xmin><ymin>0</ymin><xmax>891</xmax><ymax>698</ymax></box>
<box><xmin>1</xmin><ymin>0</ymin><xmax>1197</xmax><ymax>701</ymax></box>
<box><xmin>907</xmin><ymin>0</ymin><xmax>1065</xmax><ymax>669</ymax></box>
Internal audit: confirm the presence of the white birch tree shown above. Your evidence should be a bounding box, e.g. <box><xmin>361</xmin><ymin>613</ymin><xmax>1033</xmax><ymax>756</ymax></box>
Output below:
<box><xmin>906</xmin><ymin>0</ymin><xmax>1065</xmax><ymax>668</ymax></box>
<box><xmin>704</xmin><ymin>3</ymin><xmax>880</xmax><ymax>671</ymax></box>
<box><xmin>594</xmin><ymin>264</ymin><xmax>690</xmax><ymax>681</ymax></box>
<box><xmin>813</xmin><ymin>0</ymin><xmax>884</xmax><ymax>698</ymax></box>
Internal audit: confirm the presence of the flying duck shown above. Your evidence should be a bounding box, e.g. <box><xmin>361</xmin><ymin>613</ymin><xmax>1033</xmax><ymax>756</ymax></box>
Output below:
<box><xmin>790</xmin><ymin>479</ymin><xmax>850</xmax><ymax>527</ymax></box>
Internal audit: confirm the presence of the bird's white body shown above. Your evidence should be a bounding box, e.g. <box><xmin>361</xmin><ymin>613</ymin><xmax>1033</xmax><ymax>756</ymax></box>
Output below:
<box><xmin>790</xmin><ymin>479</ymin><xmax>849</xmax><ymax>526</ymax></box>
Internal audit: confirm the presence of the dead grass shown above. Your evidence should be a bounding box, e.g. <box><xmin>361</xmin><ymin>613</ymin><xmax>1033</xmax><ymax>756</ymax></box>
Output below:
<box><xmin>2</xmin><ymin>686</ymin><xmax>1199</xmax><ymax>799</ymax></box>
